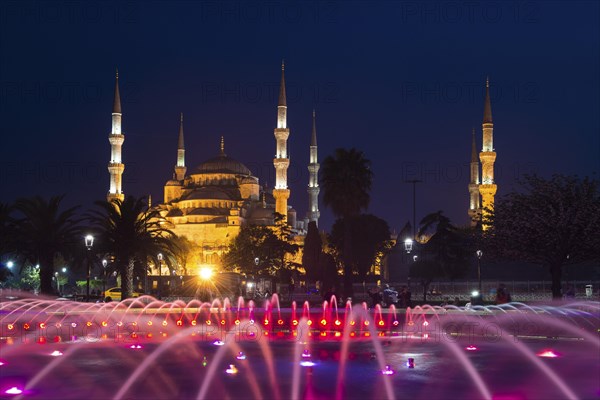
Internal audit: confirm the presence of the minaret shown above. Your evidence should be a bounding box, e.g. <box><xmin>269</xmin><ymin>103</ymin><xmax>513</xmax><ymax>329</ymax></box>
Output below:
<box><xmin>107</xmin><ymin>69</ymin><xmax>125</xmax><ymax>202</ymax></box>
<box><xmin>273</xmin><ymin>61</ymin><xmax>291</xmax><ymax>220</ymax></box>
<box><xmin>307</xmin><ymin>109</ymin><xmax>320</xmax><ymax>226</ymax></box>
<box><xmin>479</xmin><ymin>77</ymin><xmax>497</xmax><ymax>228</ymax></box>
<box><xmin>174</xmin><ymin>113</ymin><xmax>186</xmax><ymax>181</ymax></box>
<box><xmin>468</xmin><ymin>128</ymin><xmax>481</xmax><ymax>226</ymax></box>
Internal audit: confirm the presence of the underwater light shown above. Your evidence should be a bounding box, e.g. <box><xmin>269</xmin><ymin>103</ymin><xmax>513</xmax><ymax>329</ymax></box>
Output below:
<box><xmin>300</xmin><ymin>360</ymin><xmax>316</xmax><ymax>367</ymax></box>
<box><xmin>381</xmin><ymin>365</ymin><xmax>395</xmax><ymax>375</ymax></box>
<box><xmin>5</xmin><ymin>387</ymin><xmax>23</xmax><ymax>395</ymax></box>
<box><xmin>537</xmin><ymin>350</ymin><xmax>560</xmax><ymax>358</ymax></box>
<box><xmin>50</xmin><ymin>350</ymin><xmax>63</xmax><ymax>357</ymax></box>
<box><xmin>225</xmin><ymin>364</ymin><xmax>238</xmax><ymax>374</ymax></box>
<box><xmin>236</xmin><ymin>352</ymin><xmax>246</xmax><ymax>360</ymax></box>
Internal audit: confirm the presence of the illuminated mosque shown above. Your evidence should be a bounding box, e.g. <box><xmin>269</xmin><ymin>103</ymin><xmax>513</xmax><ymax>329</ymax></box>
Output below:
<box><xmin>105</xmin><ymin>63</ymin><xmax>320</xmax><ymax>271</ymax></box>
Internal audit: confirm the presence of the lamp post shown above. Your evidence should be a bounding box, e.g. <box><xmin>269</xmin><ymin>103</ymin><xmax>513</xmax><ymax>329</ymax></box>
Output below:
<box><xmin>404</xmin><ymin>238</ymin><xmax>413</xmax><ymax>254</ymax></box>
<box><xmin>84</xmin><ymin>235</ymin><xmax>94</xmax><ymax>302</ymax></box>
<box><xmin>476</xmin><ymin>250</ymin><xmax>483</xmax><ymax>294</ymax></box>
<box><xmin>157</xmin><ymin>253</ymin><xmax>163</xmax><ymax>299</ymax></box>
<box><xmin>54</xmin><ymin>272</ymin><xmax>59</xmax><ymax>294</ymax></box>
<box><xmin>102</xmin><ymin>259</ymin><xmax>107</xmax><ymax>301</ymax></box>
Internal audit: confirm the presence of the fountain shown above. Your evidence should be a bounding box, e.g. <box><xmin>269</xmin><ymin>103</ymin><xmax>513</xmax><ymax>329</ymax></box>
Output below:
<box><xmin>0</xmin><ymin>291</ymin><xmax>598</xmax><ymax>399</ymax></box>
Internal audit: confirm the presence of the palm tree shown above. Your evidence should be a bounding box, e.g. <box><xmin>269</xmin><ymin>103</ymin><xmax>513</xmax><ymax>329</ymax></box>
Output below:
<box><xmin>88</xmin><ymin>196</ymin><xmax>178</xmax><ymax>300</ymax></box>
<box><xmin>13</xmin><ymin>196</ymin><xmax>82</xmax><ymax>295</ymax></box>
<box><xmin>321</xmin><ymin>148</ymin><xmax>373</xmax><ymax>298</ymax></box>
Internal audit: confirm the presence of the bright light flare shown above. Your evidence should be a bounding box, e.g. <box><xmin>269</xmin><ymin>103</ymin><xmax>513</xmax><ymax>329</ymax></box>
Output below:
<box><xmin>466</xmin><ymin>345</ymin><xmax>478</xmax><ymax>351</ymax></box>
<box><xmin>381</xmin><ymin>365</ymin><xmax>395</xmax><ymax>375</ymax></box>
<box><xmin>236</xmin><ymin>352</ymin><xmax>246</xmax><ymax>360</ymax></box>
<box><xmin>300</xmin><ymin>361</ymin><xmax>316</xmax><ymax>367</ymax></box>
<box><xmin>50</xmin><ymin>350</ymin><xmax>63</xmax><ymax>357</ymax></box>
<box><xmin>471</xmin><ymin>290</ymin><xmax>480</xmax><ymax>297</ymax></box>
<box><xmin>212</xmin><ymin>340</ymin><xmax>225</xmax><ymax>346</ymax></box>
<box><xmin>129</xmin><ymin>344</ymin><xmax>143</xmax><ymax>349</ymax></box>
<box><xmin>199</xmin><ymin>267</ymin><xmax>213</xmax><ymax>281</ymax></box>
<box><xmin>5</xmin><ymin>387</ymin><xmax>23</xmax><ymax>395</ymax></box>
<box><xmin>537</xmin><ymin>350</ymin><xmax>560</xmax><ymax>358</ymax></box>
<box><xmin>0</xmin><ymin>360</ymin><xmax>5</xmax><ymax>366</ymax></box>
<box><xmin>225</xmin><ymin>364</ymin><xmax>238</xmax><ymax>374</ymax></box>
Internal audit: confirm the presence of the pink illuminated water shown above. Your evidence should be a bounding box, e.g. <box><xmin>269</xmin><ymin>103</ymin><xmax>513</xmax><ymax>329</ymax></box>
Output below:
<box><xmin>0</xmin><ymin>292</ymin><xmax>598</xmax><ymax>399</ymax></box>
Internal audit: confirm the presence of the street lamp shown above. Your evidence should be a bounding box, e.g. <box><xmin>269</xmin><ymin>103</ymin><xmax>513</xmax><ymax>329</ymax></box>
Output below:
<box><xmin>476</xmin><ymin>250</ymin><xmax>483</xmax><ymax>294</ymax></box>
<box><xmin>404</xmin><ymin>238</ymin><xmax>413</xmax><ymax>254</ymax></box>
<box><xmin>7</xmin><ymin>261</ymin><xmax>14</xmax><ymax>269</ymax></box>
<box><xmin>157</xmin><ymin>253</ymin><xmax>163</xmax><ymax>299</ymax></box>
<box><xmin>102</xmin><ymin>259</ymin><xmax>108</xmax><ymax>301</ymax></box>
<box><xmin>85</xmin><ymin>234</ymin><xmax>94</xmax><ymax>302</ymax></box>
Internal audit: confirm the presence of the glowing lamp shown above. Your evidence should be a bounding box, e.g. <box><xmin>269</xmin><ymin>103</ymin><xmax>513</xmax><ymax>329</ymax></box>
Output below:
<box><xmin>116</xmin><ymin>321</ymin><xmax>123</xmax><ymax>327</ymax></box>
<box><xmin>39</xmin><ymin>322</ymin><xmax>46</xmax><ymax>329</ymax></box>
<box><xmin>146</xmin><ymin>333</ymin><xmax>153</xmax><ymax>338</ymax></box>
<box><xmin>7</xmin><ymin>324</ymin><xmax>13</xmax><ymax>330</ymax></box>
<box><xmin>249</xmin><ymin>319</ymin><xmax>255</xmax><ymax>325</ymax></box>
<box><xmin>101</xmin><ymin>321</ymin><xmax>108</xmax><ymax>327</ymax></box>
<box><xmin>407</xmin><ymin>358</ymin><xmax>415</xmax><ymax>368</ymax></box>
<box><xmin>176</xmin><ymin>320</ymin><xmax>183</xmax><ymax>326</ymax></box>
<box><xmin>162</xmin><ymin>321</ymin><xmax>168</xmax><ymax>327</ymax></box>
<box><xmin>364</xmin><ymin>321</ymin><xmax>370</xmax><ymax>326</ymax></box>
<box><xmin>264</xmin><ymin>319</ymin><xmax>269</xmax><ymax>325</ymax></box>
<box><xmin>221</xmin><ymin>319</ymin><xmax>226</xmax><ymax>325</ymax></box>
<box><xmin>471</xmin><ymin>290</ymin><xmax>479</xmax><ymax>297</ymax></box>
<box><xmin>225</xmin><ymin>364</ymin><xmax>238</xmax><ymax>374</ymax></box>
<box><xmin>334</xmin><ymin>332</ymin><xmax>341</xmax><ymax>337</ymax></box>
<box><xmin>205</xmin><ymin>320</ymin><xmax>211</xmax><ymax>325</ymax></box>
<box><xmin>23</xmin><ymin>323</ymin><xmax>30</xmax><ymax>330</ymax></box>
<box><xmin>292</xmin><ymin>319</ymin><xmax>298</xmax><ymax>326</ymax></box>
<box><xmin>277</xmin><ymin>319</ymin><xmax>284</xmax><ymax>325</ymax></box>
<box><xmin>466</xmin><ymin>345</ymin><xmax>478</xmax><ymax>351</ymax></box>
<box><xmin>350</xmin><ymin>332</ymin><xmax>356</xmax><ymax>337</ymax></box>
<box><xmin>234</xmin><ymin>319</ymin><xmax>240</xmax><ymax>325</ymax></box>
<box><xmin>537</xmin><ymin>350</ymin><xmax>560</xmax><ymax>358</ymax></box>
<box><xmin>307</xmin><ymin>320</ymin><xmax>312</xmax><ymax>326</ymax></box>
<box><xmin>5</xmin><ymin>387</ymin><xmax>23</xmax><ymax>395</ymax></box>
<box><xmin>129</xmin><ymin>344</ymin><xmax>142</xmax><ymax>349</ymax></box>
<box><xmin>202</xmin><ymin>356</ymin><xmax>208</xmax><ymax>367</ymax></box>
<box><xmin>364</xmin><ymin>332</ymin><xmax>371</xmax><ymax>337</ymax></box>
<box><xmin>404</xmin><ymin>238</ymin><xmax>413</xmax><ymax>253</ymax></box>
<box><xmin>423</xmin><ymin>333</ymin><xmax>429</xmax><ymax>339</ymax></box>
<box><xmin>320</xmin><ymin>319</ymin><xmax>327</xmax><ymax>326</ymax></box>
<box><xmin>422</xmin><ymin>320</ymin><xmax>429</xmax><ymax>327</ymax></box>
<box><xmin>191</xmin><ymin>320</ymin><xmax>197</xmax><ymax>326</ymax></box>
<box><xmin>334</xmin><ymin>320</ymin><xmax>341</xmax><ymax>326</ymax></box>
<box><xmin>378</xmin><ymin>320</ymin><xmax>385</xmax><ymax>326</ymax></box>
<box><xmin>50</xmin><ymin>350</ymin><xmax>63</xmax><ymax>357</ymax></box>
<box><xmin>381</xmin><ymin>365</ymin><xmax>395</xmax><ymax>375</ymax></box>
<box><xmin>350</xmin><ymin>320</ymin><xmax>356</xmax><ymax>326</ymax></box>
<box><xmin>300</xmin><ymin>360</ymin><xmax>316</xmax><ymax>367</ymax></box>
<box><xmin>302</xmin><ymin>349</ymin><xmax>311</xmax><ymax>358</ymax></box>
<box><xmin>86</xmin><ymin>321</ymin><xmax>92</xmax><ymax>327</ymax></box>
<box><xmin>199</xmin><ymin>267</ymin><xmax>213</xmax><ymax>281</ymax></box>
<box><xmin>236</xmin><ymin>352</ymin><xmax>246</xmax><ymax>360</ymax></box>
<box><xmin>147</xmin><ymin>321</ymin><xmax>153</xmax><ymax>326</ymax></box>
<box><xmin>320</xmin><ymin>332</ymin><xmax>327</xmax><ymax>337</ymax></box>
<box><xmin>212</xmin><ymin>340</ymin><xmax>225</xmax><ymax>346</ymax></box>
<box><xmin>407</xmin><ymin>321</ymin><xmax>414</xmax><ymax>326</ymax></box>
<box><xmin>38</xmin><ymin>337</ymin><xmax>46</xmax><ymax>344</ymax></box>
<box><xmin>393</xmin><ymin>320</ymin><xmax>399</xmax><ymax>326</ymax></box>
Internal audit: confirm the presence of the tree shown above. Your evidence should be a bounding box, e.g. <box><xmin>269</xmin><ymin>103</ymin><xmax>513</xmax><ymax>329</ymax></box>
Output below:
<box><xmin>330</xmin><ymin>214</ymin><xmax>391</xmax><ymax>281</ymax></box>
<box><xmin>413</xmin><ymin>211</ymin><xmax>471</xmax><ymax>301</ymax></box>
<box><xmin>223</xmin><ymin>214</ymin><xmax>299</xmax><ymax>278</ymax></box>
<box><xmin>485</xmin><ymin>174</ymin><xmax>600</xmax><ymax>299</ymax></box>
<box><xmin>302</xmin><ymin>221</ymin><xmax>322</xmax><ymax>281</ymax></box>
<box><xmin>88</xmin><ymin>196</ymin><xmax>178</xmax><ymax>300</ymax></box>
<box><xmin>321</xmin><ymin>148</ymin><xmax>373</xmax><ymax>298</ymax></box>
<box><xmin>12</xmin><ymin>196</ymin><xmax>82</xmax><ymax>295</ymax></box>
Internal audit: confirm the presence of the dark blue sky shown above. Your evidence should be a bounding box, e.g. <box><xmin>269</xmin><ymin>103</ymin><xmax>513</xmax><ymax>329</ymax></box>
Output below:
<box><xmin>1</xmin><ymin>1</ymin><xmax>598</xmax><ymax>232</ymax></box>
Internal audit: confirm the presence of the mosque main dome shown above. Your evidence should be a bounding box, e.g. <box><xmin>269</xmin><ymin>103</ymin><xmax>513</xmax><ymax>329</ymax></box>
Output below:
<box><xmin>194</xmin><ymin>154</ymin><xmax>252</xmax><ymax>176</ymax></box>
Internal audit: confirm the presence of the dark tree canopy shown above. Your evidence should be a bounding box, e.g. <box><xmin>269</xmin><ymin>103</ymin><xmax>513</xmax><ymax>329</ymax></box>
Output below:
<box><xmin>302</xmin><ymin>221</ymin><xmax>322</xmax><ymax>281</ymax></box>
<box><xmin>223</xmin><ymin>214</ymin><xmax>299</xmax><ymax>278</ymax></box>
<box><xmin>330</xmin><ymin>214</ymin><xmax>391</xmax><ymax>280</ymax></box>
<box><xmin>88</xmin><ymin>196</ymin><xmax>178</xmax><ymax>300</ymax></box>
<box><xmin>485</xmin><ymin>174</ymin><xmax>600</xmax><ymax>298</ymax></box>
<box><xmin>12</xmin><ymin>195</ymin><xmax>82</xmax><ymax>295</ymax></box>
<box><xmin>321</xmin><ymin>148</ymin><xmax>373</xmax><ymax>298</ymax></box>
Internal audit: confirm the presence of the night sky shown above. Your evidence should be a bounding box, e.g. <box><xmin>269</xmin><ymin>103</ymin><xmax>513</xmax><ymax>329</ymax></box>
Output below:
<box><xmin>1</xmin><ymin>1</ymin><xmax>598</xmax><ymax>232</ymax></box>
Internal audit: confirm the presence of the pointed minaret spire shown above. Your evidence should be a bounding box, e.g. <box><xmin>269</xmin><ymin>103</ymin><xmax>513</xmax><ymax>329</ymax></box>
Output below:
<box><xmin>113</xmin><ymin>68</ymin><xmax>121</xmax><ymax>114</ymax></box>
<box><xmin>174</xmin><ymin>113</ymin><xmax>186</xmax><ymax>180</ymax></box>
<box><xmin>107</xmin><ymin>69</ymin><xmax>125</xmax><ymax>202</ymax></box>
<box><xmin>479</xmin><ymin>76</ymin><xmax>497</xmax><ymax>230</ymax></box>
<box><xmin>220</xmin><ymin>136</ymin><xmax>226</xmax><ymax>156</ymax></box>
<box><xmin>273</xmin><ymin>61</ymin><xmax>291</xmax><ymax>222</ymax></box>
<box><xmin>307</xmin><ymin>109</ymin><xmax>320</xmax><ymax>226</ymax></box>
<box><xmin>483</xmin><ymin>76</ymin><xmax>493</xmax><ymax>124</ymax></box>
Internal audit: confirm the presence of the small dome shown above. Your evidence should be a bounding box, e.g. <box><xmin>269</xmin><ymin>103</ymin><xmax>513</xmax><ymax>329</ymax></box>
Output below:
<box><xmin>165</xmin><ymin>179</ymin><xmax>181</xmax><ymax>186</ymax></box>
<box><xmin>195</xmin><ymin>154</ymin><xmax>252</xmax><ymax>176</ymax></box>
